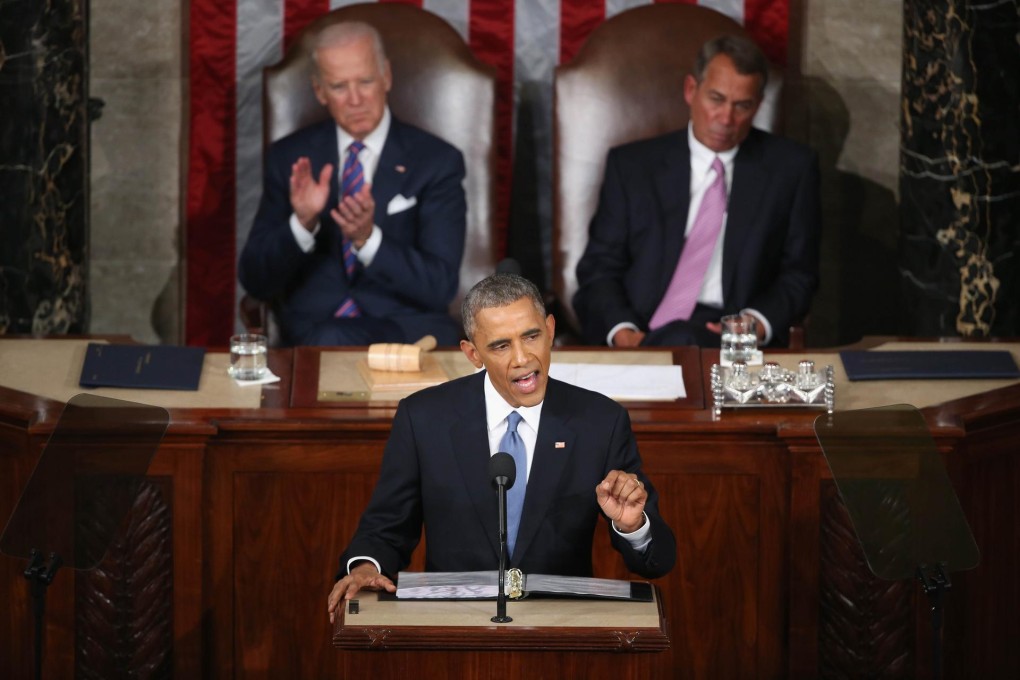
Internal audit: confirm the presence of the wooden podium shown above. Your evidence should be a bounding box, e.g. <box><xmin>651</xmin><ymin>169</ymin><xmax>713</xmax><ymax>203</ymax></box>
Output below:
<box><xmin>333</xmin><ymin>589</ymin><xmax>670</xmax><ymax>677</ymax></box>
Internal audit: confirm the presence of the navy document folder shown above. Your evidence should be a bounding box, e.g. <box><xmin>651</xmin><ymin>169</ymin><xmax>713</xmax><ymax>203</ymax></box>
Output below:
<box><xmin>79</xmin><ymin>343</ymin><xmax>206</xmax><ymax>390</ymax></box>
<box><xmin>840</xmin><ymin>350</ymin><xmax>1020</xmax><ymax>381</ymax></box>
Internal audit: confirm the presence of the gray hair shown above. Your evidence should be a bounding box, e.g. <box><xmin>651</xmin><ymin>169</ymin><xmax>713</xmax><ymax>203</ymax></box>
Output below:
<box><xmin>693</xmin><ymin>34</ymin><xmax>768</xmax><ymax>98</ymax></box>
<box><xmin>311</xmin><ymin>21</ymin><xmax>388</xmax><ymax>80</ymax></box>
<box><xmin>461</xmin><ymin>274</ymin><xmax>546</xmax><ymax>341</ymax></box>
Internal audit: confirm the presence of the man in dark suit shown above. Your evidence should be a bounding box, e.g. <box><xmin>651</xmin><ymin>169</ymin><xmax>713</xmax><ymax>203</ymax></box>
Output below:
<box><xmin>239</xmin><ymin>21</ymin><xmax>465</xmax><ymax>346</ymax></box>
<box><xmin>327</xmin><ymin>273</ymin><xmax>676</xmax><ymax>620</ymax></box>
<box><xmin>574</xmin><ymin>34</ymin><xmax>821</xmax><ymax>348</ymax></box>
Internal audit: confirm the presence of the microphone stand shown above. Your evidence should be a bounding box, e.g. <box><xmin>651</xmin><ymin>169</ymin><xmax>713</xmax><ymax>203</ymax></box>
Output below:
<box><xmin>491</xmin><ymin>477</ymin><xmax>512</xmax><ymax>623</ymax></box>
<box><xmin>25</xmin><ymin>549</ymin><xmax>63</xmax><ymax>680</ymax></box>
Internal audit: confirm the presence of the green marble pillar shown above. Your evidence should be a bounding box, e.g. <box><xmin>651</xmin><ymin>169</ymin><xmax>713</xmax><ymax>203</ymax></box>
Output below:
<box><xmin>899</xmin><ymin>1</ymin><xmax>1020</xmax><ymax>337</ymax></box>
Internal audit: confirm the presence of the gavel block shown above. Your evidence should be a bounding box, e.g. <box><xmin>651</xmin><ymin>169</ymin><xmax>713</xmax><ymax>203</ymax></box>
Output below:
<box><xmin>358</xmin><ymin>335</ymin><xmax>448</xmax><ymax>393</ymax></box>
<box><xmin>365</xmin><ymin>335</ymin><xmax>438</xmax><ymax>373</ymax></box>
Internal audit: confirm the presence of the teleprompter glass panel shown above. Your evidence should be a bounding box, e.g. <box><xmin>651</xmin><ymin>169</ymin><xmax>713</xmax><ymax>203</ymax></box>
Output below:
<box><xmin>814</xmin><ymin>404</ymin><xmax>979</xmax><ymax>581</ymax></box>
<box><xmin>1</xmin><ymin>394</ymin><xmax>169</xmax><ymax>570</ymax></box>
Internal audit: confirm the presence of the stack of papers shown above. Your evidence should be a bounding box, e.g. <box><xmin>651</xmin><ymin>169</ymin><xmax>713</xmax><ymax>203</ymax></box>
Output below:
<box><xmin>395</xmin><ymin>570</ymin><xmax>650</xmax><ymax>601</ymax></box>
<box><xmin>549</xmin><ymin>363</ymin><xmax>685</xmax><ymax>400</ymax></box>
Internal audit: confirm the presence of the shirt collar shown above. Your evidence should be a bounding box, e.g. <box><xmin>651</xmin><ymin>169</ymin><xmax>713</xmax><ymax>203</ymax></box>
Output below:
<box><xmin>337</xmin><ymin>106</ymin><xmax>391</xmax><ymax>158</ymax></box>
<box><xmin>687</xmin><ymin>124</ymin><xmax>739</xmax><ymax>177</ymax></box>
<box><xmin>483</xmin><ymin>371</ymin><xmax>544</xmax><ymax>435</ymax></box>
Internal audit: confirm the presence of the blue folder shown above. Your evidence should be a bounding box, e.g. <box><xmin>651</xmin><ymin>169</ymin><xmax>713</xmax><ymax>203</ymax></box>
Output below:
<box><xmin>840</xmin><ymin>350</ymin><xmax>1020</xmax><ymax>381</ymax></box>
<box><xmin>79</xmin><ymin>343</ymin><xmax>206</xmax><ymax>390</ymax></box>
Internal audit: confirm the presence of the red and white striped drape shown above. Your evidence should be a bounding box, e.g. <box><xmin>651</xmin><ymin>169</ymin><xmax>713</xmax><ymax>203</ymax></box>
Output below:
<box><xmin>186</xmin><ymin>0</ymin><xmax>789</xmax><ymax>346</ymax></box>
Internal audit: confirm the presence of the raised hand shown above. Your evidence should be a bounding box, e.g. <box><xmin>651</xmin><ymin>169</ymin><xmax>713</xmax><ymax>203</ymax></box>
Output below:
<box><xmin>290</xmin><ymin>157</ymin><xmax>334</xmax><ymax>230</ymax></box>
<box><xmin>596</xmin><ymin>470</ymin><xmax>648</xmax><ymax>533</ymax></box>
<box><xmin>330</xmin><ymin>182</ymin><xmax>376</xmax><ymax>248</ymax></box>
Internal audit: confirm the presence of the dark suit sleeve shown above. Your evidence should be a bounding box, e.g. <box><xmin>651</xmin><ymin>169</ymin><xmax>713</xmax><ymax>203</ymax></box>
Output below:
<box><xmin>743</xmin><ymin>149</ymin><xmax>821</xmax><ymax>346</ymax></box>
<box><xmin>604</xmin><ymin>406</ymin><xmax>676</xmax><ymax>579</ymax></box>
<box><xmin>337</xmin><ymin>400</ymin><xmax>425</xmax><ymax>579</ymax></box>
<box><xmin>238</xmin><ymin>140</ymin><xmax>316</xmax><ymax>302</ymax></box>
<box><xmin>361</xmin><ymin>143</ymin><xmax>466</xmax><ymax>312</ymax></box>
<box><xmin>573</xmin><ymin>148</ymin><xmax>646</xmax><ymax>345</ymax></box>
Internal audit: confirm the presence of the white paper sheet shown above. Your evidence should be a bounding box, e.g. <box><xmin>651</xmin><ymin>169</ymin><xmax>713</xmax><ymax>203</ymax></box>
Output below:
<box><xmin>548</xmin><ymin>363</ymin><xmax>686</xmax><ymax>400</ymax></box>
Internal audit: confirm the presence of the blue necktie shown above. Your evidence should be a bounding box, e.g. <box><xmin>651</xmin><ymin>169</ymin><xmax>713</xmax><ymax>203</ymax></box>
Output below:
<box><xmin>500</xmin><ymin>411</ymin><xmax>528</xmax><ymax>558</ymax></box>
<box><xmin>334</xmin><ymin>141</ymin><xmax>365</xmax><ymax>319</ymax></box>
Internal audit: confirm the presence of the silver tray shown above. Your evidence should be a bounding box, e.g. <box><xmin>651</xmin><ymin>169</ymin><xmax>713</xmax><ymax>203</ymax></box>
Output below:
<box><xmin>711</xmin><ymin>359</ymin><xmax>835</xmax><ymax>416</ymax></box>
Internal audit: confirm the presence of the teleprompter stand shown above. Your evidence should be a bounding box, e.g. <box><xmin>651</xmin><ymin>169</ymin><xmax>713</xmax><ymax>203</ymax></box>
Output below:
<box><xmin>814</xmin><ymin>405</ymin><xmax>980</xmax><ymax>680</ymax></box>
<box><xmin>1</xmin><ymin>394</ymin><xmax>169</xmax><ymax>680</ymax></box>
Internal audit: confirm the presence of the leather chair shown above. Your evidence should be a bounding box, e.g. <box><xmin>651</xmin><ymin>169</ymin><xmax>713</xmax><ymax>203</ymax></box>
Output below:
<box><xmin>551</xmin><ymin>5</ymin><xmax>791</xmax><ymax>346</ymax></box>
<box><xmin>241</xmin><ymin>3</ymin><xmax>498</xmax><ymax>342</ymax></box>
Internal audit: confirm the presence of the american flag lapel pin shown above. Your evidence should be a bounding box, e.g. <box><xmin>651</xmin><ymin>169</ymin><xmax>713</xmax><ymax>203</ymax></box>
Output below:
<box><xmin>395</xmin><ymin>164</ymin><xmax>407</xmax><ymax>173</ymax></box>
<box><xmin>555</xmin><ymin>441</ymin><xmax>566</xmax><ymax>449</ymax></box>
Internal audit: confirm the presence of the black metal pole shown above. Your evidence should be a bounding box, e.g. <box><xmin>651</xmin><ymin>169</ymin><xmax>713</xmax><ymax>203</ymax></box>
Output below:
<box><xmin>492</xmin><ymin>483</ymin><xmax>511</xmax><ymax>623</ymax></box>
<box><xmin>25</xmin><ymin>550</ymin><xmax>62</xmax><ymax>680</ymax></box>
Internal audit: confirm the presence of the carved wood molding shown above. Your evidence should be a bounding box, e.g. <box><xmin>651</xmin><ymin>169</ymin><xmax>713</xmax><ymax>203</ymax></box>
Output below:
<box><xmin>76</xmin><ymin>478</ymin><xmax>173</xmax><ymax>678</ymax></box>
<box><xmin>819</xmin><ymin>481</ymin><xmax>914</xmax><ymax>678</ymax></box>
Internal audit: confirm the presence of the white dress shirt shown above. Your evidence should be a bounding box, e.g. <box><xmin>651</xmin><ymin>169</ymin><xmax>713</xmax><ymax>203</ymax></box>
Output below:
<box><xmin>345</xmin><ymin>371</ymin><xmax>651</xmax><ymax>575</ymax></box>
<box><xmin>607</xmin><ymin>124</ymin><xmax>773</xmax><ymax>345</ymax></box>
<box><xmin>481</xmin><ymin>373</ymin><xmax>651</xmax><ymax>551</ymax></box>
<box><xmin>289</xmin><ymin>107</ymin><xmax>391</xmax><ymax>266</ymax></box>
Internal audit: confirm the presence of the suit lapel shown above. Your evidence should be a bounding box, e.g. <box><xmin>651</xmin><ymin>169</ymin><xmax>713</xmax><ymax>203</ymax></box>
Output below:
<box><xmin>512</xmin><ymin>379</ymin><xmax>576</xmax><ymax>566</ymax></box>
<box><xmin>449</xmin><ymin>372</ymin><xmax>501</xmax><ymax>559</ymax></box>
<box><xmin>653</xmin><ymin>133</ymin><xmax>692</xmax><ymax>299</ymax></box>
<box><xmin>372</xmin><ymin>119</ymin><xmax>406</xmax><ymax>226</ymax></box>
<box><xmin>723</xmin><ymin>131</ymin><xmax>768</xmax><ymax>301</ymax></box>
<box><xmin>312</xmin><ymin>122</ymin><xmax>342</xmax><ymax>254</ymax></box>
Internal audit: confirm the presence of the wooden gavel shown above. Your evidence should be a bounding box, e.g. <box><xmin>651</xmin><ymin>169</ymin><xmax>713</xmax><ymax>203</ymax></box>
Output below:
<box><xmin>366</xmin><ymin>335</ymin><xmax>437</xmax><ymax>372</ymax></box>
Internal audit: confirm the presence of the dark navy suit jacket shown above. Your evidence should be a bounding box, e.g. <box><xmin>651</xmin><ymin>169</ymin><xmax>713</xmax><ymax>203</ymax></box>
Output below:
<box><xmin>338</xmin><ymin>371</ymin><xmax>677</xmax><ymax>581</ymax></box>
<box><xmin>239</xmin><ymin>117</ymin><xmax>466</xmax><ymax>345</ymax></box>
<box><xmin>574</xmin><ymin>127</ymin><xmax>821</xmax><ymax>347</ymax></box>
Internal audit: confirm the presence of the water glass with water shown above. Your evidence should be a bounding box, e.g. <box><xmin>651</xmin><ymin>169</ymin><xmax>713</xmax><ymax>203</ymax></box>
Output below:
<box><xmin>720</xmin><ymin>314</ymin><xmax>757</xmax><ymax>364</ymax></box>
<box><xmin>229</xmin><ymin>333</ymin><xmax>267</xmax><ymax>381</ymax></box>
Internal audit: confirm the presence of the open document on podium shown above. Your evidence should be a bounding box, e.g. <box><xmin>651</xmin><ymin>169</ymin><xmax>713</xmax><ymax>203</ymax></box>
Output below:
<box><xmin>395</xmin><ymin>571</ymin><xmax>653</xmax><ymax>602</ymax></box>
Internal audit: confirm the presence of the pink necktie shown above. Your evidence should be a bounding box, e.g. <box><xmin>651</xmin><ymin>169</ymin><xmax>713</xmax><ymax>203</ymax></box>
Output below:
<box><xmin>648</xmin><ymin>156</ymin><xmax>727</xmax><ymax>329</ymax></box>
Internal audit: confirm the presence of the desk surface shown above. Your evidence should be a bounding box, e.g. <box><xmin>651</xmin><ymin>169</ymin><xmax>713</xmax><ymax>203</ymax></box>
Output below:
<box><xmin>0</xmin><ymin>339</ymin><xmax>292</xmax><ymax>410</ymax></box>
<box><xmin>292</xmin><ymin>345</ymin><xmax>704</xmax><ymax>410</ymax></box>
<box><xmin>3</xmin><ymin>338</ymin><xmax>1019</xmax><ymax>678</ymax></box>
<box><xmin>333</xmin><ymin>589</ymin><xmax>668</xmax><ymax>652</ymax></box>
<box><xmin>3</xmin><ymin>339</ymin><xmax>1019</xmax><ymax>418</ymax></box>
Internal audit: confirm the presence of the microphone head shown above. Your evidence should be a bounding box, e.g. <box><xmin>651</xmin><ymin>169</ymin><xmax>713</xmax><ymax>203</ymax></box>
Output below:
<box><xmin>489</xmin><ymin>451</ymin><xmax>517</xmax><ymax>490</ymax></box>
<box><xmin>495</xmin><ymin>258</ymin><xmax>522</xmax><ymax>276</ymax></box>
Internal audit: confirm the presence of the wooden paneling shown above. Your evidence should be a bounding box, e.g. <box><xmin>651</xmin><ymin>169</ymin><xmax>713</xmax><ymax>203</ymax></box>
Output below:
<box><xmin>2</xmin><ymin>346</ymin><xmax>1020</xmax><ymax>677</ymax></box>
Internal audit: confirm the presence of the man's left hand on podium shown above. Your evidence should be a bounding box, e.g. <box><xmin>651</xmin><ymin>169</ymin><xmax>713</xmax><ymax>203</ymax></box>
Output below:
<box><xmin>328</xmin><ymin>561</ymin><xmax>395</xmax><ymax>624</ymax></box>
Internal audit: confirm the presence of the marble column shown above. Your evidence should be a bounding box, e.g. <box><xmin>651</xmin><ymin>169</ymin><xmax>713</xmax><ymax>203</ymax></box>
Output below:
<box><xmin>0</xmin><ymin>0</ymin><xmax>88</xmax><ymax>335</ymax></box>
<box><xmin>899</xmin><ymin>1</ymin><xmax>1020</xmax><ymax>337</ymax></box>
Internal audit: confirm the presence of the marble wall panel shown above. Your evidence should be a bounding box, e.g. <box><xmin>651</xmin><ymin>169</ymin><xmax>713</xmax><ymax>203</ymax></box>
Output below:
<box><xmin>803</xmin><ymin>75</ymin><xmax>904</xmax><ymax>346</ymax></box>
<box><xmin>899</xmin><ymin>0</ymin><xmax>1020</xmax><ymax>337</ymax></box>
<box><xmin>797</xmin><ymin>0</ymin><xmax>905</xmax><ymax>345</ymax></box>
<box><xmin>88</xmin><ymin>0</ymin><xmax>182</xmax><ymax>343</ymax></box>
<box><xmin>803</xmin><ymin>0</ymin><xmax>903</xmax><ymax>87</ymax></box>
<box><xmin>76</xmin><ymin>0</ymin><xmax>922</xmax><ymax>348</ymax></box>
<box><xmin>89</xmin><ymin>77</ymin><xmax>180</xmax><ymax>261</ymax></box>
<box><xmin>88</xmin><ymin>261</ymin><xmax>177</xmax><ymax>343</ymax></box>
<box><xmin>0</xmin><ymin>0</ymin><xmax>88</xmax><ymax>335</ymax></box>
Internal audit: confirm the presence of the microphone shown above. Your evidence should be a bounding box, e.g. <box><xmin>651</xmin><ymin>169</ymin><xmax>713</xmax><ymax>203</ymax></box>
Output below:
<box><xmin>495</xmin><ymin>258</ymin><xmax>522</xmax><ymax>276</ymax></box>
<box><xmin>489</xmin><ymin>452</ymin><xmax>515</xmax><ymax>623</ymax></box>
<box><xmin>489</xmin><ymin>450</ymin><xmax>516</xmax><ymax>489</ymax></box>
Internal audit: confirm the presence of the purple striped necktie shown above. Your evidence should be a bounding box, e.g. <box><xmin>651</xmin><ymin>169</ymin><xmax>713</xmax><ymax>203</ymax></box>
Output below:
<box><xmin>334</xmin><ymin>141</ymin><xmax>365</xmax><ymax>319</ymax></box>
<box><xmin>648</xmin><ymin>155</ymin><xmax>727</xmax><ymax>329</ymax></box>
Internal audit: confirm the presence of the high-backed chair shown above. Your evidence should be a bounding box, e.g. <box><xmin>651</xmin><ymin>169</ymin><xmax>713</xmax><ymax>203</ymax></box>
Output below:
<box><xmin>551</xmin><ymin>4</ymin><xmax>786</xmax><ymax>344</ymax></box>
<box><xmin>241</xmin><ymin>3</ymin><xmax>497</xmax><ymax>342</ymax></box>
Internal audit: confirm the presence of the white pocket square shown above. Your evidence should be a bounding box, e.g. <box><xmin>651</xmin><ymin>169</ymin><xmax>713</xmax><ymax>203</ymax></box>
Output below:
<box><xmin>386</xmin><ymin>194</ymin><xmax>418</xmax><ymax>215</ymax></box>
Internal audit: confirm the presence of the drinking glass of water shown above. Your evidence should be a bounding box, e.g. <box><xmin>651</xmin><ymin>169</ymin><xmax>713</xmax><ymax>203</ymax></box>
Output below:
<box><xmin>228</xmin><ymin>333</ymin><xmax>267</xmax><ymax>381</ymax></box>
<box><xmin>720</xmin><ymin>314</ymin><xmax>757</xmax><ymax>364</ymax></box>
